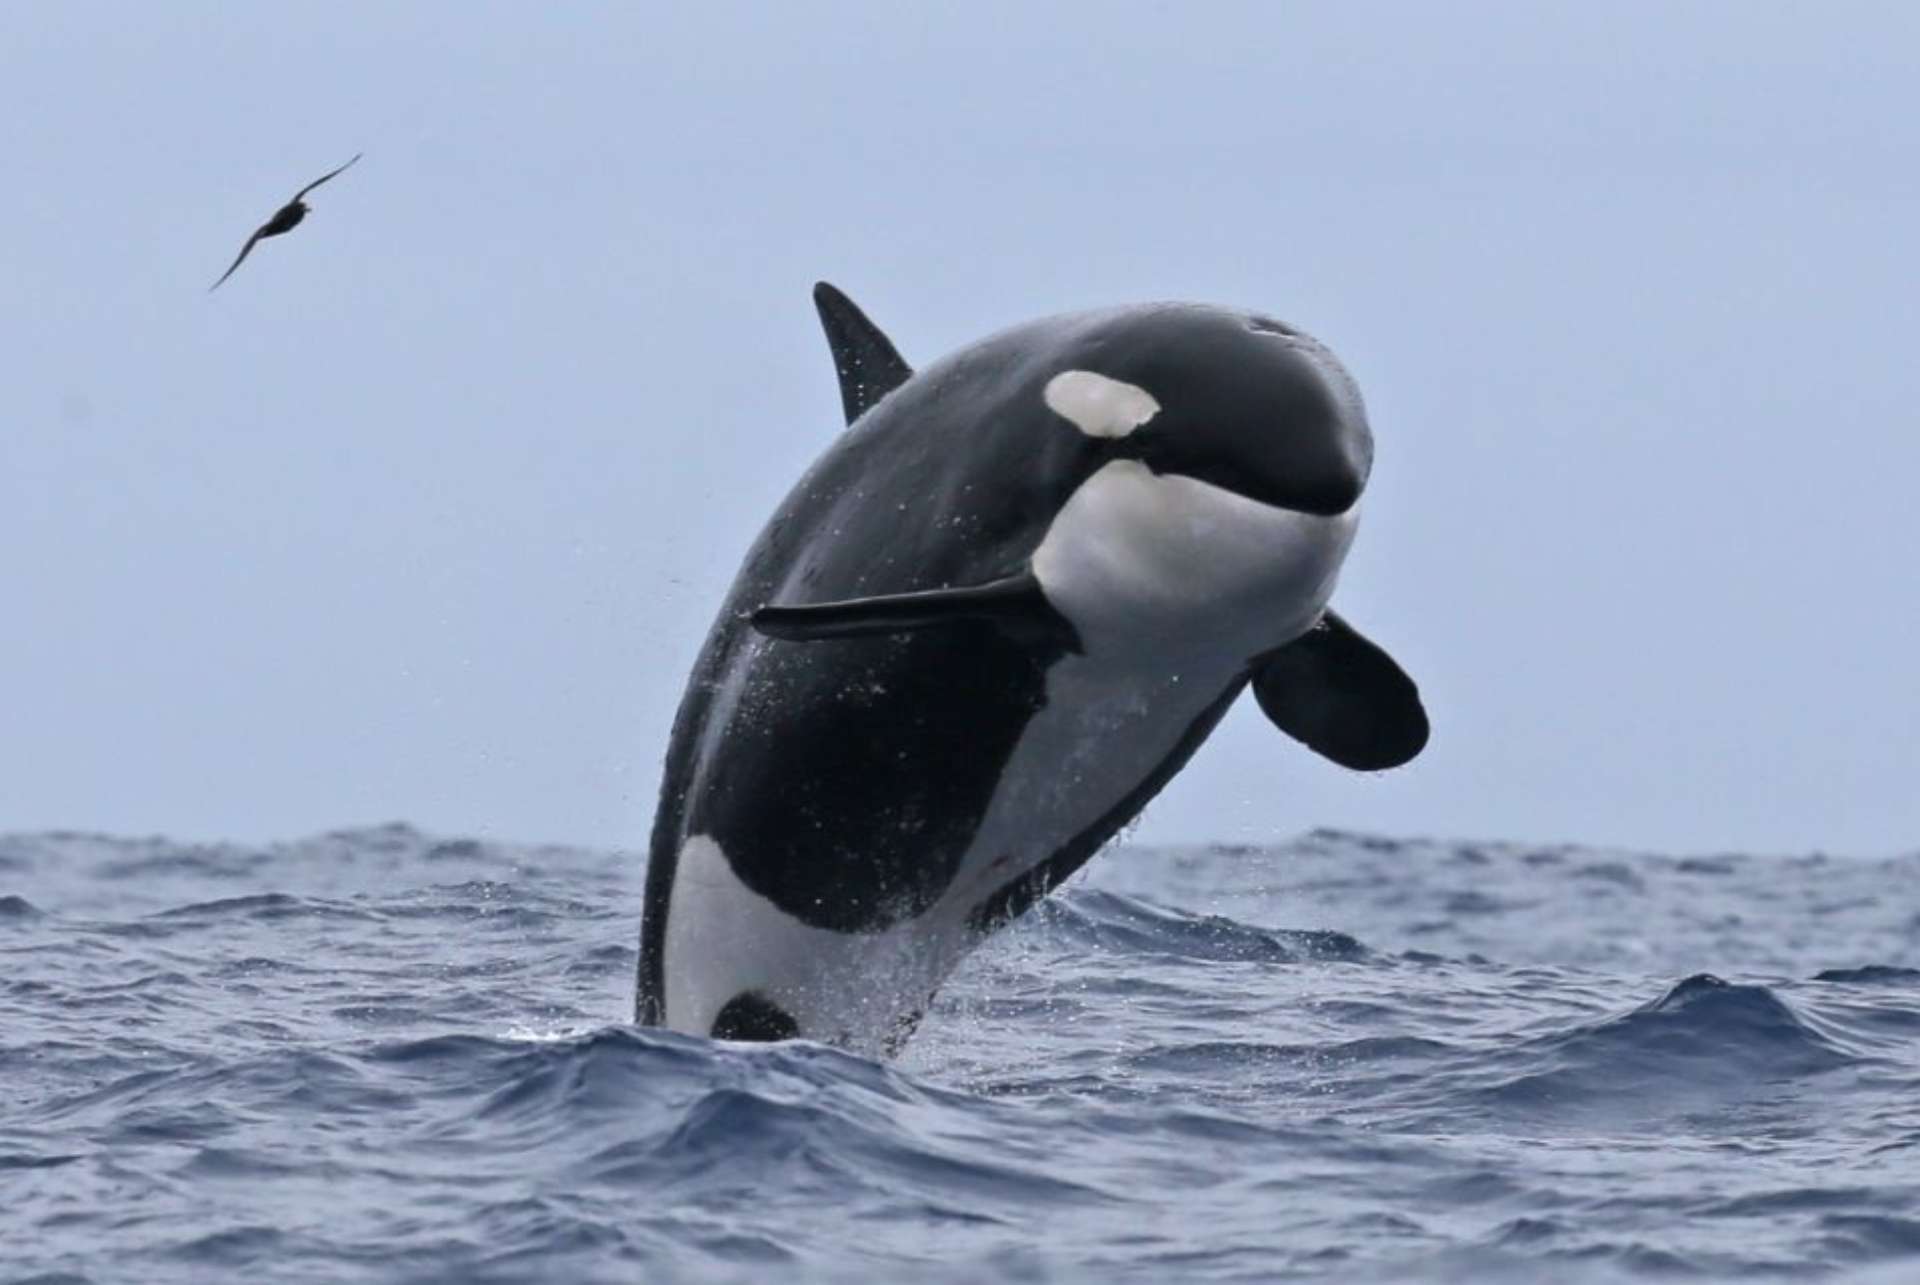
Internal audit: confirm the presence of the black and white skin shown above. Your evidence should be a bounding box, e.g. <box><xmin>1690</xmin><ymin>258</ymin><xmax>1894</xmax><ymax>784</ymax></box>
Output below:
<box><xmin>636</xmin><ymin>284</ymin><xmax>1429</xmax><ymax>1056</ymax></box>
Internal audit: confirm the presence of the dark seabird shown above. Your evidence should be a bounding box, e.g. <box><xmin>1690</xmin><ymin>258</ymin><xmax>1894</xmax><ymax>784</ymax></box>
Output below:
<box><xmin>209</xmin><ymin>153</ymin><xmax>362</xmax><ymax>292</ymax></box>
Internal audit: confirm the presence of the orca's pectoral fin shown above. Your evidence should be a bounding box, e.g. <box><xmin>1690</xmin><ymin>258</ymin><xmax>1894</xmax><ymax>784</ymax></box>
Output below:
<box><xmin>813</xmin><ymin>281</ymin><xmax>913</xmax><ymax>426</ymax></box>
<box><xmin>1252</xmin><ymin>611</ymin><xmax>1428</xmax><ymax>770</ymax></box>
<box><xmin>751</xmin><ymin>570</ymin><xmax>1077</xmax><ymax>647</ymax></box>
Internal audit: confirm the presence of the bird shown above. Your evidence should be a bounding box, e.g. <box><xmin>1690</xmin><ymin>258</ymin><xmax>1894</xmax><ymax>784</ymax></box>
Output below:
<box><xmin>209</xmin><ymin>153</ymin><xmax>362</xmax><ymax>292</ymax></box>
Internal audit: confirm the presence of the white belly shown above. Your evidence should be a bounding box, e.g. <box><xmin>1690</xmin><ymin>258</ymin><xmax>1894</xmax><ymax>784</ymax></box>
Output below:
<box><xmin>940</xmin><ymin>460</ymin><xmax>1357</xmax><ymax>923</ymax></box>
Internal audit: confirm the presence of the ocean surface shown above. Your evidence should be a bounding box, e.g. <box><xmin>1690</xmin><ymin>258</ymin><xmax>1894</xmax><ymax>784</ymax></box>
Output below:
<box><xmin>3</xmin><ymin>825</ymin><xmax>1917</xmax><ymax>1283</ymax></box>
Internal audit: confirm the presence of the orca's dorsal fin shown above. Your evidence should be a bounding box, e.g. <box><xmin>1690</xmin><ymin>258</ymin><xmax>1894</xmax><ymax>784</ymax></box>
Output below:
<box><xmin>813</xmin><ymin>281</ymin><xmax>913</xmax><ymax>425</ymax></box>
<box><xmin>751</xmin><ymin>570</ymin><xmax>1077</xmax><ymax>648</ymax></box>
<box><xmin>1252</xmin><ymin>610</ymin><xmax>1429</xmax><ymax>771</ymax></box>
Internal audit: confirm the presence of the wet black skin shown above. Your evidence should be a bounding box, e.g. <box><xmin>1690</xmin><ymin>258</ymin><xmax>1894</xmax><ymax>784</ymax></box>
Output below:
<box><xmin>634</xmin><ymin>286</ymin><xmax>1428</xmax><ymax>1037</ymax></box>
<box><xmin>1101</xmin><ymin>312</ymin><xmax>1372</xmax><ymax>517</ymax></box>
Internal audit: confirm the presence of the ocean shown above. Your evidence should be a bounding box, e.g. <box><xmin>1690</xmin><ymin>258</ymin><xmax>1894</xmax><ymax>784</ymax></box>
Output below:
<box><xmin>3</xmin><ymin>825</ymin><xmax>1916</xmax><ymax>1282</ymax></box>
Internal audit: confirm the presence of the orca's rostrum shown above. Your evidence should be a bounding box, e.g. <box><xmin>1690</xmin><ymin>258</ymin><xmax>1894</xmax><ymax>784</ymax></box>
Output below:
<box><xmin>636</xmin><ymin>283</ymin><xmax>1429</xmax><ymax>1055</ymax></box>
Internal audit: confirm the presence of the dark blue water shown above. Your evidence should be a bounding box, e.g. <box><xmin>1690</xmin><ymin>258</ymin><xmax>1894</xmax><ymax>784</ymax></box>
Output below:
<box><xmin>4</xmin><ymin>826</ymin><xmax>1917</xmax><ymax>1283</ymax></box>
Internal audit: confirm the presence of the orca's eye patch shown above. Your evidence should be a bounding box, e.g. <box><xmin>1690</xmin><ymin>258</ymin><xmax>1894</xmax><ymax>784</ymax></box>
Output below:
<box><xmin>1043</xmin><ymin>369</ymin><xmax>1161</xmax><ymax>438</ymax></box>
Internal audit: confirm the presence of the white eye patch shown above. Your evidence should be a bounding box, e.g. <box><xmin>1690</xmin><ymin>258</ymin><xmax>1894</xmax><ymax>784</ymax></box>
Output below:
<box><xmin>1043</xmin><ymin>370</ymin><xmax>1161</xmax><ymax>438</ymax></box>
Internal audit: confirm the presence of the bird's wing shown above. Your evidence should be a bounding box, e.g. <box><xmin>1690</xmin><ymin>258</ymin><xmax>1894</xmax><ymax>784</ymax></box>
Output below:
<box><xmin>292</xmin><ymin>152</ymin><xmax>363</xmax><ymax>202</ymax></box>
<box><xmin>209</xmin><ymin>227</ymin><xmax>266</xmax><ymax>292</ymax></box>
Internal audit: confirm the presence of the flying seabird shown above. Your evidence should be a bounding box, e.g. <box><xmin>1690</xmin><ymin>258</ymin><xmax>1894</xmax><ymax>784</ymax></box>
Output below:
<box><xmin>209</xmin><ymin>153</ymin><xmax>362</xmax><ymax>292</ymax></box>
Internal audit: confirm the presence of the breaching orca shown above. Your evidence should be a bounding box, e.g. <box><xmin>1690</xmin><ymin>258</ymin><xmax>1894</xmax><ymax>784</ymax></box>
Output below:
<box><xmin>635</xmin><ymin>284</ymin><xmax>1428</xmax><ymax>1056</ymax></box>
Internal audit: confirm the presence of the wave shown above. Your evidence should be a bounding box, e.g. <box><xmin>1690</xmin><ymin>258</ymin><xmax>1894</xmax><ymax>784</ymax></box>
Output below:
<box><xmin>1455</xmin><ymin>974</ymin><xmax>1859</xmax><ymax>1127</ymax></box>
<box><xmin>149</xmin><ymin>892</ymin><xmax>383</xmax><ymax>923</ymax></box>
<box><xmin>0</xmin><ymin>893</ymin><xmax>46</xmax><ymax>920</ymax></box>
<box><xmin>1546</xmin><ymin>972</ymin><xmax>1854</xmax><ymax>1072</ymax></box>
<box><xmin>1814</xmin><ymin>965</ymin><xmax>1920</xmax><ymax>986</ymax></box>
<box><xmin>7</xmin><ymin>826</ymin><xmax>1919</xmax><ymax>1282</ymax></box>
<box><xmin>1031</xmin><ymin>888</ymin><xmax>1371</xmax><ymax>964</ymax></box>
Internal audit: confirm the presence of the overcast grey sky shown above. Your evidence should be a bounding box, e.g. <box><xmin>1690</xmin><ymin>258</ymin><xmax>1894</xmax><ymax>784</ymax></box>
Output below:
<box><xmin>4</xmin><ymin>4</ymin><xmax>1917</xmax><ymax>857</ymax></box>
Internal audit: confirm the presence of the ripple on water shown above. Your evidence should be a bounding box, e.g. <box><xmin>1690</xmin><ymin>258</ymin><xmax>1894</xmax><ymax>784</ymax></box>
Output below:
<box><xmin>2</xmin><ymin>829</ymin><xmax>1917</xmax><ymax>1283</ymax></box>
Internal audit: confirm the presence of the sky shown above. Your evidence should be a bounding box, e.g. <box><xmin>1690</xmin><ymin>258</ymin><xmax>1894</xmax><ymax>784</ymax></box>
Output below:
<box><xmin>3</xmin><ymin>4</ymin><xmax>1918</xmax><ymax>858</ymax></box>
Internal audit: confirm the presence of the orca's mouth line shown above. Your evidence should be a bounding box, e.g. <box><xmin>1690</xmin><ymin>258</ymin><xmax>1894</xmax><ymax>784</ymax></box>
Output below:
<box><xmin>1102</xmin><ymin>440</ymin><xmax>1363</xmax><ymax>519</ymax></box>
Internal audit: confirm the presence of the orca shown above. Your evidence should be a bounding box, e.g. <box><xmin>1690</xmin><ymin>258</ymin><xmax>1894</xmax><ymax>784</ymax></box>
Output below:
<box><xmin>635</xmin><ymin>283</ymin><xmax>1428</xmax><ymax>1056</ymax></box>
